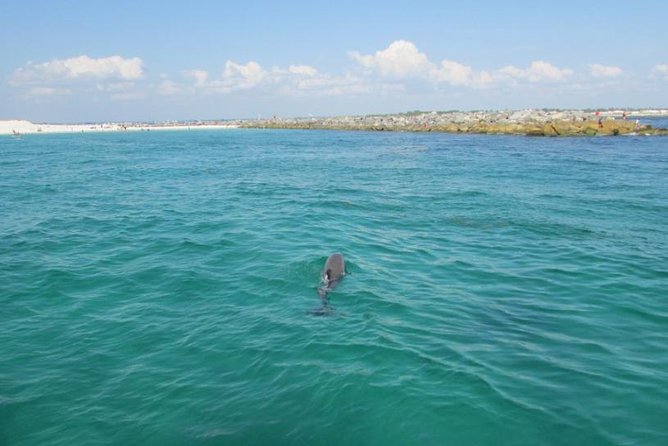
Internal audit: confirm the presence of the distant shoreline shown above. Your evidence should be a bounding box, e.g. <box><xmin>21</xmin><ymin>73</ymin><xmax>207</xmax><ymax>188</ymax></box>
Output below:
<box><xmin>2</xmin><ymin>109</ymin><xmax>668</xmax><ymax>137</ymax></box>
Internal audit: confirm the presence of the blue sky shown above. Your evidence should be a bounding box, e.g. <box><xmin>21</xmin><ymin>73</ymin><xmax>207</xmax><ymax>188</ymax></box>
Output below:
<box><xmin>2</xmin><ymin>0</ymin><xmax>668</xmax><ymax>122</ymax></box>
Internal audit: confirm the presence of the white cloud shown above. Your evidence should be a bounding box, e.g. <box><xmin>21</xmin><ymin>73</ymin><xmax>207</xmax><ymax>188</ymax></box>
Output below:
<box><xmin>496</xmin><ymin>65</ymin><xmax>523</xmax><ymax>79</ymax></box>
<box><xmin>11</xmin><ymin>55</ymin><xmax>144</xmax><ymax>85</ymax></box>
<box><xmin>430</xmin><ymin>60</ymin><xmax>493</xmax><ymax>87</ymax></box>
<box><xmin>183</xmin><ymin>69</ymin><xmax>209</xmax><ymax>86</ymax></box>
<box><xmin>652</xmin><ymin>64</ymin><xmax>668</xmax><ymax>80</ymax></box>
<box><xmin>186</xmin><ymin>61</ymin><xmax>345</xmax><ymax>95</ymax></box>
<box><xmin>186</xmin><ymin>61</ymin><xmax>268</xmax><ymax>93</ymax></box>
<box><xmin>222</xmin><ymin>61</ymin><xmax>267</xmax><ymax>90</ymax></box>
<box><xmin>431</xmin><ymin>60</ymin><xmax>472</xmax><ymax>85</ymax></box>
<box><xmin>497</xmin><ymin>61</ymin><xmax>573</xmax><ymax>82</ymax></box>
<box><xmin>589</xmin><ymin>64</ymin><xmax>622</xmax><ymax>78</ymax></box>
<box><xmin>287</xmin><ymin>65</ymin><xmax>318</xmax><ymax>76</ymax></box>
<box><xmin>350</xmin><ymin>40</ymin><xmax>432</xmax><ymax>78</ymax></box>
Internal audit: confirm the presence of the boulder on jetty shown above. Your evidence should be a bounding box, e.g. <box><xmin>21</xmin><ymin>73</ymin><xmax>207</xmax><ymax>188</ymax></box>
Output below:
<box><xmin>241</xmin><ymin>110</ymin><xmax>668</xmax><ymax>137</ymax></box>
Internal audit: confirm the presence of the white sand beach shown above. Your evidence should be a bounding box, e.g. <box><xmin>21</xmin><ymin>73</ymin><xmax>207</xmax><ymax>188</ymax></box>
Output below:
<box><xmin>0</xmin><ymin>120</ymin><xmax>239</xmax><ymax>135</ymax></box>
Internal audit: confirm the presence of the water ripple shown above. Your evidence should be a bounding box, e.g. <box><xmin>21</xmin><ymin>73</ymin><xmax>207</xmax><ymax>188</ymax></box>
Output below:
<box><xmin>1</xmin><ymin>130</ymin><xmax>667</xmax><ymax>445</ymax></box>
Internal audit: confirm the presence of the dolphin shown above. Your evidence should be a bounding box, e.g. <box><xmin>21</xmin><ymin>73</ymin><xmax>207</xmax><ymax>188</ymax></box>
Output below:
<box><xmin>310</xmin><ymin>253</ymin><xmax>346</xmax><ymax>316</ymax></box>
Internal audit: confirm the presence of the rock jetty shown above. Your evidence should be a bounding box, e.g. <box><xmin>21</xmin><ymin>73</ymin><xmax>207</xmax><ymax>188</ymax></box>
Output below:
<box><xmin>241</xmin><ymin>110</ymin><xmax>668</xmax><ymax>136</ymax></box>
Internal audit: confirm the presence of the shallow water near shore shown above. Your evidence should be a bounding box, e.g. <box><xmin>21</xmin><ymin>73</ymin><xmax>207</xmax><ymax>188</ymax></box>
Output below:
<box><xmin>1</xmin><ymin>129</ymin><xmax>667</xmax><ymax>445</ymax></box>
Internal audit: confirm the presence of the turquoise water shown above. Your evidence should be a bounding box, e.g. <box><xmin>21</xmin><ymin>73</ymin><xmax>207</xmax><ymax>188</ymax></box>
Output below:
<box><xmin>1</xmin><ymin>129</ymin><xmax>667</xmax><ymax>445</ymax></box>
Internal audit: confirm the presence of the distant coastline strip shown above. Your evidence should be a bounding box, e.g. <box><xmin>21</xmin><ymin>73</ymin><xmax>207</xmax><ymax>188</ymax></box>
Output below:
<box><xmin>2</xmin><ymin>109</ymin><xmax>667</xmax><ymax>136</ymax></box>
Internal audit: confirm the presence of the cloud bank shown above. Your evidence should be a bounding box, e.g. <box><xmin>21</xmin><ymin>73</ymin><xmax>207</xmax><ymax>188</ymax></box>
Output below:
<box><xmin>12</xmin><ymin>55</ymin><xmax>144</xmax><ymax>85</ymax></box>
<box><xmin>349</xmin><ymin>40</ymin><xmax>572</xmax><ymax>87</ymax></box>
<box><xmin>163</xmin><ymin>40</ymin><xmax>578</xmax><ymax>99</ymax></box>
<box><xmin>178</xmin><ymin>60</ymin><xmax>370</xmax><ymax>97</ymax></box>
<box><xmin>7</xmin><ymin>43</ymin><xmax>666</xmax><ymax>108</ymax></box>
<box><xmin>10</xmin><ymin>55</ymin><xmax>145</xmax><ymax>100</ymax></box>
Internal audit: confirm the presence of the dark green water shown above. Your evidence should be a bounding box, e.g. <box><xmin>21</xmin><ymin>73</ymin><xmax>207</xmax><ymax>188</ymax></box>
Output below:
<box><xmin>1</xmin><ymin>130</ymin><xmax>667</xmax><ymax>445</ymax></box>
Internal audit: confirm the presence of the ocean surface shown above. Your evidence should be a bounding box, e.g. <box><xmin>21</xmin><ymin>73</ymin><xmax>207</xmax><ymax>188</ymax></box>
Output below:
<box><xmin>1</xmin><ymin>129</ymin><xmax>667</xmax><ymax>446</ymax></box>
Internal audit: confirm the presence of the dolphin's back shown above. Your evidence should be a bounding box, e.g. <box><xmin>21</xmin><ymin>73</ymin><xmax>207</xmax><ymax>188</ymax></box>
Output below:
<box><xmin>311</xmin><ymin>253</ymin><xmax>346</xmax><ymax>316</ymax></box>
<box><xmin>323</xmin><ymin>252</ymin><xmax>345</xmax><ymax>284</ymax></box>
